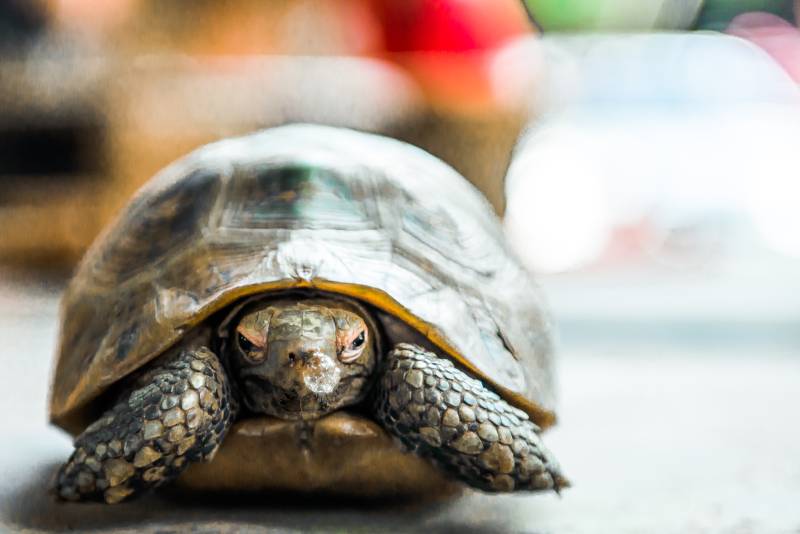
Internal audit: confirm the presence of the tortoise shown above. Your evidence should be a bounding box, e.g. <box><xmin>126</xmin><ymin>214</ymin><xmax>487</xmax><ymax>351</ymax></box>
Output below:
<box><xmin>50</xmin><ymin>124</ymin><xmax>565</xmax><ymax>503</ymax></box>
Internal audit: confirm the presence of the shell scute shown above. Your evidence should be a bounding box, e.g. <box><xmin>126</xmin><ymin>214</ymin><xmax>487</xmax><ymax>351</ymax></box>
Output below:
<box><xmin>90</xmin><ymin>168</ymin><xmax>222</xmax><ymax>286</ymax></box>
<box><xmin>219</xmin><ymin>164</ymin><xmax>376</xmax><ymax>231</ymax></box>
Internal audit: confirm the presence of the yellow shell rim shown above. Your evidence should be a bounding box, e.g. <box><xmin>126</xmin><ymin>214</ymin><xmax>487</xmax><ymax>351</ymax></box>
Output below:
<box><xmin>52</xmin><ymin>278</ymin><xmax>556</xmax><ymax>433</ymax></box>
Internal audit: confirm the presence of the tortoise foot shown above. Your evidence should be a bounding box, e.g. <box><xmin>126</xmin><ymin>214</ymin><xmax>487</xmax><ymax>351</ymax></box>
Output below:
<box><xmin>374</xmin><ymin>343</ymin><xmax>567</xmax><ymax>493</ymax></box>
<box><xmin>55</xmin><ymin>344</ymin><xmax>234</xmax><ymax>503</ymax></box>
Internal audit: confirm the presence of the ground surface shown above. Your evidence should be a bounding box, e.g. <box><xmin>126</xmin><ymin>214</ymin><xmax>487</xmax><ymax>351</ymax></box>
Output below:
<box><xmin>0</xmin><ymin>274</ymin><xmax>798</xmax><ymax>533</ymax></box>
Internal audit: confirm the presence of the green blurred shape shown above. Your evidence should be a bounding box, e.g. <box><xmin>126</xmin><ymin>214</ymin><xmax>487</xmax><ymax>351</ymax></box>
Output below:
<box><xmin>523</xmin><ymin>0</ymin><xmax>704</xmax><ymax>31</ymax></box>
<box><xmin>695</xmin><ymin>0</ymin><xmax>794</xmax><ymax>30</ymax></box>
<box><xmin>523</xmin><ymin>0</ymin><xmax>596</xmax><ymax>30</ymax></box>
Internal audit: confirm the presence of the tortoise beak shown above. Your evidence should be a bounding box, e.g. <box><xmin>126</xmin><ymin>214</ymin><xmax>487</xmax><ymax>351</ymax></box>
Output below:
<box><xmin>298</xmin><ymin>350</ymin><xmax>341</xmax><ymax>397</ymax></box>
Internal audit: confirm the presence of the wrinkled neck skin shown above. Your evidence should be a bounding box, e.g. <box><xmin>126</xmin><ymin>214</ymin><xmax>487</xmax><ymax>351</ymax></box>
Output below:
<box><xmin>227</xmin><ymin>296</ymin><xmax>379</xmax><ymax>421</ymax></box>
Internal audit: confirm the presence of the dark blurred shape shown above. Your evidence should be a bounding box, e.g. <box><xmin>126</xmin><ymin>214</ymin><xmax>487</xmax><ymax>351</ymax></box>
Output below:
<box><xmin>0</xmin><ymin>0</ymin><xmax>48</xmax><ymax>51</ymax></box>
<box><xmin>0</xmin><ymin>0</ymin><xmax>537</xmax><ymax>269</ymax></box>
<box><xmin>0</xmin><ymin>3</ymin><xmax>109</xmax><ymax>266</ymax></box>
<box><xmin>0</xmin><ymin>122</ymin><xmax>102</xmax><ymax>179</ymax></box>
<box><xmin>695</xmin><ymin>0</ymin><xmax>794</xmax><ymax>30</ymax></box>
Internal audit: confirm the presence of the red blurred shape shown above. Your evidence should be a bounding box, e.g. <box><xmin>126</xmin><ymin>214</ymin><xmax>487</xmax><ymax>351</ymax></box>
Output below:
<box><xmin>727</xmin><ymin>12</ymin><xmax>800</xmax><ymax>83</ymax></box>
<box><xmin>373</xmin><ymin>0</ymin><xmax>530</xmax><ymax>52</ymax></box>
<box><xmin>368</xmin><ymin>0</ymin><xmax>533</xmax><ymax>109</ymax></box>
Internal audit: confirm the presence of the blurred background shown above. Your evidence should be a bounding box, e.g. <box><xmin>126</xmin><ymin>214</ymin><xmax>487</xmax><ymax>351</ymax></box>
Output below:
<box><xmin>1</xmin><ymin>0</ymin><xmax>799</xmax><ymax>532</ymax></box>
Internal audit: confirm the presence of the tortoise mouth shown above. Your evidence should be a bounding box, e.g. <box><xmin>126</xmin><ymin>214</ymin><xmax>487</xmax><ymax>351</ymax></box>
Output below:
<box><xmin>242</xmin><ymin>375</ymin><xmax>353</xmax><ymax>421</ymax></box>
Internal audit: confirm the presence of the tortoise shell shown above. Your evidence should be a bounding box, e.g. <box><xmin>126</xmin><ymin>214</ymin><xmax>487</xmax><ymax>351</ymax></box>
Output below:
<box><xmin>49</xmin><ymin>124</ymin><xmax>555</xmax><ymax>436</ymax></box>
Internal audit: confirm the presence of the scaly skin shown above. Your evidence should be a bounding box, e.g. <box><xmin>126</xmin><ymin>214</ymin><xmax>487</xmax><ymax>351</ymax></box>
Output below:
<box><xmin>56</xmin><ymin>301</ymin><xmax>564</xmax><ymax>502</ymax></box>
<box><xmin>374</xmin><ymin>343</ymin><xmax>566</xmax><ymax>493</ymax></box>
<box><xmin>55</xmin><ymin>343</ymin><xmax>234</xmax><ymax>503</ymax></box>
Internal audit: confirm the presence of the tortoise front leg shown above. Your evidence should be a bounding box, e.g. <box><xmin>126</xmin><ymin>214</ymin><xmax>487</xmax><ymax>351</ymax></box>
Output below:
<box><xmin>374</xmin><ymin>343</ymin><xmax>566</xmax><ymax>493</ymax></box>
<box><xmin>55</xmin><ymin>342</ymin><xmax>235</xmax><ymax>503</ymax></box>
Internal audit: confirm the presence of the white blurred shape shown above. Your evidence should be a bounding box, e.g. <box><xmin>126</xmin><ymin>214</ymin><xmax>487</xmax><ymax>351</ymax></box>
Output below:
<box><xmin>751</xmin><ymin>186</ymin><xmax>800</xmax><ymax>258</ymax></box>
<box><xmin>505</xmin><ymin>33</ymin><xmax>800</xmax><ymax>270</ymax></box>
<box><xmin>489</xmin><ymin>36</ymin><xmax>546</xmax><ymax>112</ymax></box>
<box><xmin>525</xmin><ymin>33</ymin><xmax>800</xmax><ymax>112</ymax></box>
<box><xmin>505</xmin><ymin>127</ymin><xmax>611</xmax><ymax>273</ymax></box>
<box><xmin>125</xmin><ymin>55</ymin><xmax>423</xmax><ymax>137</ymax></box>
<box><xmin>743</xmin><ymin>116</ymin><xmax>800</xmax><ymax>258</ymax></box>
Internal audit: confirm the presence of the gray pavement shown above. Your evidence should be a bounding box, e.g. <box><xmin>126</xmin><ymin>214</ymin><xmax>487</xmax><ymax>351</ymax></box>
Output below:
<box><xmin>1</xmin><ymin>275</ymin><xmax>798</xmax><ymax>533</ymax></box>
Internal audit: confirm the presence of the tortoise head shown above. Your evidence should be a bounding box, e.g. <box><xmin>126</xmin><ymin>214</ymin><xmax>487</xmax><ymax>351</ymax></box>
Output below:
<box><xmin>229</xmin><ymin>298</ymin><xmax>377</xmax><ymax>420</ymax></box>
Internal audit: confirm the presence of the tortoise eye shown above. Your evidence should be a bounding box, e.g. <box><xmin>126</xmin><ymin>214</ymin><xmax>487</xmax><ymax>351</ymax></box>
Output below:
<box><xmin>349</xmin><ymin>331</ymin><xmax>365</xmax><ymax>350</ymax></box>
<box><xmin>238</xmin><ymin>333</ymin><xmax>255</xmax><ymax>353</ymax></box>
<box><xmin>237</xmin><ymin>331</ymin><xmax>266</xmax><ymax>363</ymax></box>
<box><xmin>340</xmin><ymin>329</ymin><xmax>367</xmax><ymax>363</ymax></box>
